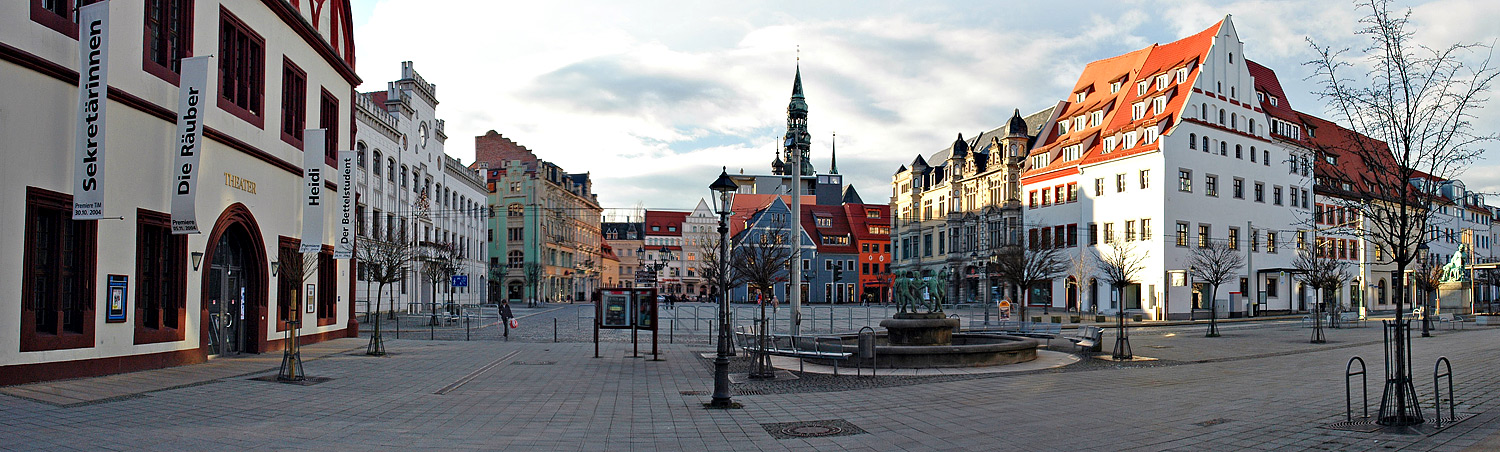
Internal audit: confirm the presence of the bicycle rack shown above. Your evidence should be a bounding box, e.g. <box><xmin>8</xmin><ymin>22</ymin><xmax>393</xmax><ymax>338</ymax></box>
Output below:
<box><xmin>856</xmin><ymin>326</ymin><xmax>877</xmax><ymax>377</ymax></box>
<box><xmin>1434</xmin><ymin>357</ymin><xmax>1455</xmax><ymax>426</ymax></box>
<box><xmin>1345</xmin><ymin>356</ymin><xmax>1367</xmax><ymax>421</ymax></box>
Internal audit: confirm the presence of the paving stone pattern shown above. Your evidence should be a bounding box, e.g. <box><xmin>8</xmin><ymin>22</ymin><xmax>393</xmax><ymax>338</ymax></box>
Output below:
<box><xmin>1</xmin><ymin>310</ymin><xmax>1498</xmax><ymax>450</ymax></box>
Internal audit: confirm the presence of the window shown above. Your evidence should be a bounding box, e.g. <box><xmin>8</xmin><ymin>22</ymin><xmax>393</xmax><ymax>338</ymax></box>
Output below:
<box><xmin>320</xmin><ymin>89</ymin><xmax>339</xmax><ymax>161</ymax></box>
<box><xmin>508</xmin><ymin>250</ymin><xmax>523</xmax><ymax>268</ymax></box>
<box><xmin>1254</xmin><ymin>182</ymin><xmax>1265</xmax><ymax>202</ymax></box>
<box><xmin>1202</xmin><ymin>103</ymin><xmax>1209</xmax><ymax>120</ymax></box>
<box><xmin>1219</xmin><ymin>141</ymin><xmax>1227</xmax><ymax>156</ymax></box>
<box><xmin>1062</xmin><ymin>144</ymin><xmax>1082</xmax><ymax>161</ymax></box>
<box><xmin>1132</xmin><ymin>102</ymin><xmax>1146</xmax><ymax>120</ymax></box>
<box><xmin>1189</xmin><ymin>133</ymin><xmax>1197</xmax><ymax>149</ymax></box>
<box><xmin>1116</xmin><ymin>173</ymin><xmax>1126</xmax><ymax>192</ymax></box>
<box><xmin>1175</xmin><ymin>222</ymin><xmax>1189</xmax><ymax>247</ymax></box>
<box><xmin>1111</xmin><ymin>81</ymin><xmax>1121</xmax><ymax>93</ymax></box>
<box><xmin>1094</xmin><ymin>178</ymin><xmax>1105</xmax><ymax>197</ymax></box>
<box><xmin>1103</xmin><ymin>223</ymin><xmax>1114</xmax><ymax>243</ymax></box>
<box><xmin>22</xmin><ymin>187</ymin><xmax>97</xmax><ymax>351</ymax></box>
<box><xmin>1289</xmin><ymin>187</ymin><xmax>1300</xmax><ymax>208</ymax></box>
<box><xmin>144</xmin><ymin>0</ymin><xmax>194</xmax><ymax>83</ymax></box>
<box><xmin>279</xmin><ymin>58</ymin><xmax>306</xmax><ymax>146</ymax></box>
<box><xmin>1202</xmin><ymin>136</ymin><xmax>1210</xmax><ymax>152</ymax></box>
<box><xmin>1156</xmin><ymin>74</ymin><xmax>1168</xmax><ymax>90</ymax></box>
<box><xmin>1125</xmin><ymin>220</ymin><xmax>1136</xmax><ymax>241</ymax></box>
<box><xmin>1251</xmin><ymin>146</ymin><xmax>1257</xmax><ymax>162</ymax></box>
<box><xmin>1141</xmin><ymin>219</ymin><xmax>1151</xmax><ymax>241</ymax></box>
<box><xmin>1297</xmin><ymin>230</ymin><xmax>1307</xmax><ymax>250</ymax></box>
<box><xmin>1153</xmin><ymin>96</ymin><xmax>1166</xmax><ymax>115</ymax></box>
<box><xmin>1263</xmin><ymin>150</ymin><xmax>1270</xmax><ymax>166</ymax></box>
<box><xmin>1233</xmin><ymin>178</ymin><xmax>1244</xmax><ymax>199</ymax></box>
<box><xmin>1228</xmin><ymin>227</ymin><xmax>1239</xmax><ymax>250</ymax></box>
<box><xmin>372</xmin><ymin>151</ymin><xmax>383</xmax><ymax>175</ymax></box>
<box><xmin>1178</xmin><ymin>170</ymin><xmax>1192</xmax><ymax>192</ymax></box>
<box><xmin>1091</xmin><ymin>110</ymin><xmax>1104</xmax><ymax>126</ymax></box>
<box><xmin>218</xmin><ymin>8</ymin><xmax>266</xmax><ymax>126</ymax></box>
<box><xmin>1198</xmin><ymin>224</ymin><xmax>1211</xmax><ymax>248</ymax></box>
<box><xmin>508</xmin><ymin>203</ymin><xmax>524</xmax><ymax>216</ymax></box>
<box><xmin>1145</xmin><ymin>127</ymin><xmax>1159</xmax><ymax>144</ymax></box>
<box><xmin>1067</xmin><ymin>224</ymin><xmax>1078</xmax><ymax>247</ymax></box>
<box><xmin>1219</xmin><ymin>109</ymin><xmax>1226</xmax><ymax>125</ymax></box>
<box><xmin>317</xmin><ymin>251</ymin><xmax>336</xmax><ymax>326</ymax></box>
<box><xmin>1176</xmin><ymin>67</ymin><xmax>1188</xmax><ymax>83</ymax></box>
<box><xmin>1205</xmin><ymin>175</ymin><xmax>1218</xmax><ymax>197</ymax></box>
<box><xmin>1249</xmin><ymin>119</ymin><xmax>1257</xmax><ymax>135</ymax></box>
<box><xmin>1137</xmin><ymin>81</ymin><xmax>1148</xmax><ymax>96</ymax></box>
<box><xmin>1076</xmin><ymin>92</ymin><xmax>1086</xmax><ymax>103</ymax></box>
<box><xmin>507</xmin><ymin>227</ymin><xmax>523</xmax><ymax>241</ymax></box>
<box><xmin>356</xmin><ymin>142</ymin><xmax>367</xmax><ymax>168</ymax></box>
<box><xmin>1235</xmin><ymin>144</ymin><xmax>1243</xmax><ymax>159</ymax></box>
<box><xmin>387</xmin><ymin>158</ymin><xmax>395</xmax><ymax>182</ymax></box>
<box><xmin>1103</xmin><ymin>136</ymin><xmax>1117</xmax><ymax>152</ymax></box>
<box><xmin>135</xmin><ymin>209</ymin><xmax>186</xmax><ymax>344</ymax></box>
<box><xmin>1231</xmin><ymin>113</ymin><xmax>1238</xmax><ymax>130</ymax></box>
<box><xmin>1067</xmin><ymin>183</ymin><xmax>1079</xmax><ymax>202</ymax></box>
<box><xmin>1089</xmin><ymin>223</ymin><xmax>1099</xmax><ymax>245</ymax></box>
<box><xmin>1267</xmin><ymin>232</ymin><xmax>1278</xmax><ymax>253</ymax></box>
<box><xmin>1041</xmin><ymin>187</ymin><xmax>1051</xmax><ymax>206</ymax></box>
<box><xmin>1273</xmin><ymin>186</ymin><xmax>1283</xmax><ymax>205</ymax></box>
<box><xmin>1124</xmin><ymin>131</ymin><xmax>1138</xmax><ymax>147</ymax></box>
<box><xmin>1139</xmin><ymin>169</ymin><xmax>1150</xmax><ymax>189</ymax></box>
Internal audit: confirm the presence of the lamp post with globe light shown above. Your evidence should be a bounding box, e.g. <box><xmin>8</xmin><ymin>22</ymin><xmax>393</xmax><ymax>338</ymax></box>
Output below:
<box><xmin>708</xmin><ymin>168</ymin><xmax>738</xmax><ymax>408</ymax></box>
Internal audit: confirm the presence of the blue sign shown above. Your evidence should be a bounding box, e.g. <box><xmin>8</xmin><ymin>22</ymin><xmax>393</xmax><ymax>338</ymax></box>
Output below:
<box><xmin>451</xmin><ymin>275</ymin><xmax>468</xmax><ymax>287</ymax></box>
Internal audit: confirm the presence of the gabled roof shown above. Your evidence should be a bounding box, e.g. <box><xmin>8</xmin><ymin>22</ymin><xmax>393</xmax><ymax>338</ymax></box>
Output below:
<box><xmin>1025</xmin><ymin>19</ymin><xmax>1224</xmax><ymax>181</ymax></box>
<box><xmin>844</xmin><ymin>203</ymin><xmax>890</xmax><ymax>242</ymax></box>
<box><xmin>803</xmin><ymin>204</ymin><xmax>857</xmax><ymax>254</ymax></box>
<box><xmin>842</xmin><ymin>185</ymin><xmax>864</xmax><ymax>204</ymax></box>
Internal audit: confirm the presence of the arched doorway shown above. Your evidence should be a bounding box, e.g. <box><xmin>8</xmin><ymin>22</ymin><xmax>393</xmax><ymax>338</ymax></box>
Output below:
<box><xmin>201</xmin><ymin>204</ymin><xmax>268</xmax><ymax>356</ymax></box>
<box><xmin>1066</xmin><ymin>276</ymin><xmax>1079</xmax><ymax>311</ymax></box>
<box><xmin>507</xmin><ymin>280</ymin><xmax>523</xmax><ymax>303</ymax></box>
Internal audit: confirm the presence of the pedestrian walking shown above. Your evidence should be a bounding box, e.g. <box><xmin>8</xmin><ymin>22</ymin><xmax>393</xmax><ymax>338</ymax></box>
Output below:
<box><xmin>499</xmin><ymin>300</ymin><xmax>515</xmax><ymax>340</ymax></box>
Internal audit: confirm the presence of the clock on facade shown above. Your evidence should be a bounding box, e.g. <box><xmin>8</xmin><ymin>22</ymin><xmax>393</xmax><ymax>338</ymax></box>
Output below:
<box><xmin>419</xmin><ymin>122</ymin><xmax>430</xmax><ymax>149</ymax></box>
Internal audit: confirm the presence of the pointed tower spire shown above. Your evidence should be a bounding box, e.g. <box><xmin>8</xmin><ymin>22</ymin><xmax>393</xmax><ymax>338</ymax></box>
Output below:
<box><xmin>830</xmin><ymin>132</ymin><xmax>839</xmax><ymax>174</ymax></box>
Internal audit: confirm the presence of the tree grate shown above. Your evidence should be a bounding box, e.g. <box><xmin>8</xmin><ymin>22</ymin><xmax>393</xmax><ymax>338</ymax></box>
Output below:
<box><xmin>1321</xmin><ymin>413</ymin><xmax>1476</xmax><ymax>436</ymax></box>
<box><xmin>761</xmin><ymin>419</ymin><xmax>866</xmax><ymax>439</ymax></box>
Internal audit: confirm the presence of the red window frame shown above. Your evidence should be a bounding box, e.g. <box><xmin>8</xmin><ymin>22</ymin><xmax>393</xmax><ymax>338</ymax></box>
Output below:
<box><xmin>143</xmin><ymin>0</ymin><xmax>194</xmax><ymax>84</ymax></box>
<box><xmin>21</xmin><ymin>186</ymin><xmax>97</xmax><ymax>352</ymax></box>
<box><xmin>217</xmin><ymin>7</ymin><xmax>265</xmax><ymax>128</ymax></box>
<box><xmin>280</xmin><ymin>58</ymin><xmax>307</xmax><ymax>148</ymax></box>
<box><xmin>30</xmin><ymin>0</ymin><xmax>93</xmax><ymax>39</ymax></box>
<box><xmin>276</xmin><ymin>236</ymin><xmax>298</xmax><ymax>332</ymax></box>
<box><xmin>135</xmin><ymin>209</ymin><xmax>187</xmax><ymax>344</ymax></box>
<box><xmin>319</xmin><ymin>88</ymin><xmax>339</xmax><ymax>165</ymax></box>
<box><xmin>316</xmin><ymin>248</ymin><xmax>336</xmax><ymax>326</ymax></box>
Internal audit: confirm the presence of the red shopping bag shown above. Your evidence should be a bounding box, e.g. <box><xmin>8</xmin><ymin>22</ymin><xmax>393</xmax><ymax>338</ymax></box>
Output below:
<box><xmin>508</xmin><ymin>318</ymin><xmax>520</xmax><ymax>329</ymax></box>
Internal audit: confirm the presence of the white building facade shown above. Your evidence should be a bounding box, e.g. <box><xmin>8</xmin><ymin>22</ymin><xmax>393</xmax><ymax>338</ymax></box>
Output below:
<box><xmin>352</xmin><ymin>62</ymin><xmax>488</xmax><ymax>313</ymax></box>
<box><xmin>1</xmin><ymin>0</ymin><xmax>361</xmax><ymax>384</ymax></box>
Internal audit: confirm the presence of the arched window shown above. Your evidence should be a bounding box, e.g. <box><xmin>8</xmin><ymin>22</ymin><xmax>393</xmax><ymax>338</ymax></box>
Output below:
<box><xmin>1219</xmin><ymin>142</ymin><xmax>1227</xmax><ymax>156</ymax></box>
<box><xmin>387</xmin><ymin>158</ymin><xmax>396</xmax><ymax>182</ymax></box>
<box><xmin>1249</xmin><ymin>118</ymin><xmax>1256</xmax><ymax>135</ymax></box>
<box><xmin>1235</xmin><ymin>144</ymin><xmax>1243</xmax><ymax>159</ymax></box>
<box><xmin>1378</xmin><ymin>278</ymin><xmax>1387</xmax><ymax>305</ymax></box>
<box><xmin>1219</xmin><ymin>109</ymin><xmax>1226</xmax><ymax>125</ymax></box>
<box><xmin>1189</xmin><ymin>133</ymin><xmax>1197</xmax><ymax>149</ymax></box>
<box><xmin>1231</xmin><ymin>113</ymin><xmax>1237</xmax><ymax>129</ymax></box>
<box><xmin>356</xmin><ymin>141</ymin><xmax>367</xmax><ymax>168</ymax></box>
<box><xmin>1202</xmin><ymin>103</ymin><xmax>1208</xmax><ymax>119</ymax></box>
<box><xmin>1251</xmin><ymin>146</ymin><xmax>1257</xmax><ymax>162</ymax></box>
<box><xmin>372</xmin><ymin>151</ymin><xmax>383</xmax><ymax>175</ymax></box>
<box><xmin>1202</xmin><ymin>136</ymin><xmax>1210</xmax><ymax>152</ymax></box>
<box><xmin>507</xmin><ymin>250</ymin><xmax>524</xmax><ymax>268</ymax></box>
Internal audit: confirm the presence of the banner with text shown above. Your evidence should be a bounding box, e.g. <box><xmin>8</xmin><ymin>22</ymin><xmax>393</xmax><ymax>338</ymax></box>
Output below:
<box><xmin>333</xmin><ymin>150</ymin><xmax>355</xmax><ymax>259</ymax></box>
<box><xmin>73</xmin><ymin>1</ymin><xmax>111</xmax><ymax>219</ymax></box>
<box><xmin>300</xmin><ymin>129</ymin><xmax>325</xmax><ymax>253</ymax></box>
<box><xmin>170</xmin><ymin>56</ymin><xmax>212</xmax><ymax>234</ymax></box>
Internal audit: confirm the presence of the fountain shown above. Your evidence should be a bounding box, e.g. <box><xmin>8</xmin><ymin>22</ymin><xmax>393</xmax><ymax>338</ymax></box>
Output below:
<box><xmin>807</xmin><ymin>270</ymin><xmax>1040</xmax><ymax>368</ymax></box>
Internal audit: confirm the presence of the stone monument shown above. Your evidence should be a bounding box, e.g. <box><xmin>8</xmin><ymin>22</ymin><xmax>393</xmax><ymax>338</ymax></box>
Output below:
<box><xmin>1437</xmin><ymin>245</ymin><xmax>1472</xmax><ymax>314</ymax></box>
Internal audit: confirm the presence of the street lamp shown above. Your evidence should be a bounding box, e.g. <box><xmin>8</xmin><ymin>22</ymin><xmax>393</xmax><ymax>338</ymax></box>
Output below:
<box><xmin>1418</xmin><ymin>242</ymin><xmax>1431</xmax><ymax>337</ymax></box>
<box><xmin>708</xmin><ymin>167</ymin><xmax>738</xmax><ymax>409</ymax></box>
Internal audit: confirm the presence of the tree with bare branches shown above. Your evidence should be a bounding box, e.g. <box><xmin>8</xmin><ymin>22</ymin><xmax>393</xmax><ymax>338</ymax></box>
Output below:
<box><xmin>1094</xmin><ymin>240</ymin><xmax>1148</xmax><ymax>360</ymax></box>
<box><xmin>1409</xmin><ymin>253</ymin><xmax>1443</xmax><ymax>338</ymax></box>
<box><xmin>421</xmin><ymin>241</ymin><xmax>460</xmax><ymax>325</ymax></box>
<box><xmin>276</xmin><ymin>246</ymin><xmax>318</xmax><ymax>381</ymax></box>
<box><xmin>1188</xmin><ymin>241</ymin><xmax>1246</xmax><ymax>337</ymax></box>
<box><xmin>357</xmin><ymin>238</ymin><xmax>413</xmax><ymax>356</ymax></box>
<box><xmin>1066</xmin><ymin>252</ymin><xmax>1094</xmax><ymax>314</ymax></box>
<box><xmin>524</xmin><ymin>262</ymin><xmax>544</xmax><ymax>307</ymax></box>
<box><xmin>697</xmin><ymin>234</ymin><xmax>744</xmax><ymax>301</ymax></box>
<box><xmin>995</xmin><ymin>234</ymin><xmax>1067</xmax><ymax>324</ymax></box>
<box><xmin>731</xmin><ymin>220</ymin><xmax>795</xmax><ymax>379</ymax></box>
<box><xmin>1306</xmin><ymin>0</ymin><xmax>1497</xmax><ymax>426</ymax></box>
<box><xmin>1292</xmin><ymin>247</ymin><xmax>1352</xmax><ymax>344</ymax></box>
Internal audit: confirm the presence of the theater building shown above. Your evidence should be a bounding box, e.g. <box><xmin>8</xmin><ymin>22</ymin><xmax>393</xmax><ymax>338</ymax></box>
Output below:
<box><xmin>0</xmin><ymin>0</ymin><xmax>360</xmax><ymax>384</ymax></box>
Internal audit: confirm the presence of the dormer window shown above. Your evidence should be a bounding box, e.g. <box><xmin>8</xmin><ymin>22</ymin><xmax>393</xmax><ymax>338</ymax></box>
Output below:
<box><xmin>1091</xmin><ymin>111</ymin><xmax>1104</xmax><ymax>126</ymax></box>
<box><xmin>1257</xmin><ymin>92</ymin><xmax>1265</xmax><ymax>103</ymax></box>
<box><xmin>1137</xmin><ymin>81</ymin><xmax>1148</xmax><ymax>96</ymax></box>
<box><xmin>1156</xmin><ymin>75</ymin><xmax>1168</xmax><ymax>90</ymax></box>
<box><xmin>1176</xmin><ymin>68</ymin><xmax>1189</xmax><ymax>84</ymax></box>
<box><xmin>1124</xmin><ymin>131</ymin><xmax>1138</xmax><ymax>148</ymax></box>
<box><xmin>1110</xmin><ymin>81</ymin><xmax>1121</xmax><ymax>93</ymax></box>
<box><xmin>1058</xmin><ymin>122</ymin><xmax>1070</xmax><ymax>135</ymax></box>
<box><xmin>1030</xmin><ymin>154</ymin><xmax>1049</xmax><ymax>169</ymax></box>
<box><xmin>1145</xmin><ymin>126</ymin><xmax>1159</xmax><ymax>144</ymax></box>
<box><xmin>1103</xmin><ymin>136</ymin><xmax>1118</xmax><ymax>152</ymax></box>
<box><xmin>1062</xmin><ymin>144</ymin><xmax>1082</xmax><ymax>161</ymax></box>
<box><xmin>1152</xmin><ymin>96</ymin><xmax>1167</xmax><ymax>115</ymax></box>
<box><xmin>1076</xmin><ymin>92</ymin><xmax>1087</xmax><ymax>103</ymax></box>
<box><xmin>1073</xmin><ymin>116</ymin><xmax>1086</xmax><ymax>131</ymax></box>
<box><xmin>1132</xmin><ymin>102</ymin><xmax>1146</xmax><ymax>120</ymax></box>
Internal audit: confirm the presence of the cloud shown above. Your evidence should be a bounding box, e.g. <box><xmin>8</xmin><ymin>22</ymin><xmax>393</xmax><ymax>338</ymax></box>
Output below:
<box><xmin>352</xmin><ymin>0</ymin><xmax>1500</xmax><ymax>212</ymax></box>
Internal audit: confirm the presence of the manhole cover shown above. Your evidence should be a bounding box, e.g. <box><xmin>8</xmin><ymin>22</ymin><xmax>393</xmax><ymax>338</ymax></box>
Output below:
<box><xmin>1194</xmin><ymin>418</ymin><xmax>1232</xmax><ymax>427</ymax></box>
<box><xmin>762</xmin><ymin>419</ymin><xmax>866</xmax><ymax>439</ymax></box>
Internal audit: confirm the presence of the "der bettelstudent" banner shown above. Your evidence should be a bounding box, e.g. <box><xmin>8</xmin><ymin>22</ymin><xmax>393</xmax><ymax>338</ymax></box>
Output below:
<box><xmin>301</xmin><ymin>129</ymin><xmax>325</xmax><ymax>253</ymax></box>
<box><xmin>74</xmin><ymin>1</ymin><xmax>111</xmax><ymax>219</ymax></box>
<box><xmin>333</xmin><ymin>150</ymin><xmax>355</xmax><ymax>259</ymax></box>
<box><xmin>170</xmin><ymin>56</ymin><xmax>212</xmax><ymax>234</ymax></box>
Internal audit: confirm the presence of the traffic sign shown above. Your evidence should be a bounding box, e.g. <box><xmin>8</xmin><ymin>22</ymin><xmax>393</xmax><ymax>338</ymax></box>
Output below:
<box><xmin>451</xmin><ymin>275</ymin><xmax>468</xmax><ymax>287</ymax></box>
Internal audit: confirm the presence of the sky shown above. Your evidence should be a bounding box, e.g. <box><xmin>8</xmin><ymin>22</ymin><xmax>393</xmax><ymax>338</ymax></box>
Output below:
<box><xmin>349</xmin><ymin>0</ymin><xmax>1500</xmax><ymax>214</ymax></box>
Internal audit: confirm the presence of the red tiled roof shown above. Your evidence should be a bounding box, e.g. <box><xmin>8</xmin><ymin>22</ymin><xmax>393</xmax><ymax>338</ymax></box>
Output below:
<box><xmin>1025</xmin><ymin>20</ymin><xmax>1223</xmax><ymax>180</ymax></box>
<box><xmin>1245</xmin><ymin>60</ymin><xmax>1298</xmax><ymax>123</ymax></box>
<box><xmin>644</xmin><ymin>210</ymin><xmax>688</xmax><ymax>237</ymax></box>
<box><xmin>803</xmin><ymin>205</ymin><xmax>857</xmax><ymax>254</ymax></box>
<box><xmin>844</xmin><ymin>203</ymin><xmax>890</xmax><ymax>242</ymax></box>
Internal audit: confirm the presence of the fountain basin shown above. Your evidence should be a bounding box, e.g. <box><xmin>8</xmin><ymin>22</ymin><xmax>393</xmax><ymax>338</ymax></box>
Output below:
<box><xmin>802</xmin><ymin>333</ymin><xmax>1039</xmax><ymax>368</ymax></box>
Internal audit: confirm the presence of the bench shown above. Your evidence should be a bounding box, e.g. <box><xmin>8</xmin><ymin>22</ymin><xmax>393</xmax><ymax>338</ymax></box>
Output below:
<box><xmin>1434</xmin><ymin>313</ymin><xmax>1465</xmax><ymax>330</ymax></box>
<box><xmin>1337</xmin><ymin>311</ymin><xmax>1365</xmax><ymax>328</ymax></box>
<box><xmin>734</xmin><ymin>327</ymin><xmax>853</xmax><ymax>374</ymax></box>
<box><xmin>1066</xmin><ymin>326</ymin><xmax>1103</xmax><ymax>353</ymax></box>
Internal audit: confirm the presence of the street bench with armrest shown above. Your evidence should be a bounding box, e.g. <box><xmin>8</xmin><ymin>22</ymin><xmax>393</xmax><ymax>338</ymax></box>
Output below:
<box><xmin>1065</xmin><ymin>326</ymin><xmax>1103</xmax><ymax>353</ymax></box>
<box><xmin>734</xmin><ymin>326</ymin><xmax>853</xmax><ymax>374</ymax></box>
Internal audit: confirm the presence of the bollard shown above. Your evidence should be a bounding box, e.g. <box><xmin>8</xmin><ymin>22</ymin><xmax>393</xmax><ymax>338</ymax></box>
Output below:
<box><xmin>466</xmin><ymin>315</ymin><xmax>471</xmax><ymax>341</ymax></box>
<box><xmin>554</xmin><ymin>318</ymin><xmax>558</xmax><ymax>343</ymax></box>
<box><xmin>669</xmin><ymin>319</ymin><xmax>674</xmax><ymax>344</ymax></box>
<box><xmin>430</xmin><ymin>318</ymin><xmax>435</xmax><ymax>340</ymax></box>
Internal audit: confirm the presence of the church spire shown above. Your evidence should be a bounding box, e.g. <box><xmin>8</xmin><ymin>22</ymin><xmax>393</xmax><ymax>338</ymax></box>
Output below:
<box><xmin>830</xmin><ymin>132</ymin><xmax>838</xmax><ymax>174</ymax></box>
<box><xmin>785</xmin><ymin>57</ymin><xmax>813</xmax><ymax>176</ymax></box>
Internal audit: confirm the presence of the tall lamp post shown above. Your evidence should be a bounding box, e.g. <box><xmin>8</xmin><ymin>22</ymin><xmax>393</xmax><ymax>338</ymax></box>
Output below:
<box><xmin>708</xmin><ymin>167</ymin><xmax>738</xmax><ymax>408</ymax></box>
<box><xmin>1418</xmin><ymin>242</ymin><xmax>1431</xmax><ymax>338</ymax></box>
<box><xmin>637</xmin><ymin>246</ymin><xmax>673</xmax><ymax>292</ymax></box>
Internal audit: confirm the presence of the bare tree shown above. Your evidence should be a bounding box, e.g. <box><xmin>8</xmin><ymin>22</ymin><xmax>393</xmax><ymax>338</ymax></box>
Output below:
<box><xmin>1066</xmin><ymin>252</ymin><xmax>1094</xmax><ymax>314</ymax></box>
<box><xmin>1409</xmin><ymin>254</ymin><xmax>1443</xmax><ymax>337</ymax></box>
<box><xmin>1308</xmin><ymin>0</ymin><xmax>1494</xmax><ymax>423</ymax></box>
<box><xmin>275</xmin><ymin>246</ymin><xmax>318</xmax><ymax>381</ymax></box>
<box><xmin>1187</xmin><ymin>241</ymin><xmax>1246</xmax><ymax>337</ymax></box>
<box><xmin>698</xmin><ymin>234</ymin><xmax>744</xmax><ymax>301</ymax></box>
<box><xmin>421</xmin><ymin>241</ymin><xmax>460</xmax><ymax>325</ymax></box>
<box><xmin>1094</xmin><ymin>240</ymin><xmax>1148</xmax><ymax>360</ymax></box>
<box><xmin>1307</xmin><ymin>0</ymin><xmax>1498</xmax><ymax>425</ymax></box>
<box><xmin>357</xmin><ymin>238</ymin><xmax>414</xmax><ymax>356</ymax></box>
<box><xmin>524</xmin><ymin>262</ymin><xmax>544</xmax><ymax>307</ymax></box>
<box><xmin>995</xmin><ymin>237</ymin><xmax>1067</xmax><ymax>323</ymax></box>
<box><xmin>730</xmin><ymin>220</ymin><xmax>795</xmax><ymax>379</ymax></box>
<box><xmin>1291</xmin><ymin>246</ymin><xmax>1351</xmax><ymax>343</ymax></box>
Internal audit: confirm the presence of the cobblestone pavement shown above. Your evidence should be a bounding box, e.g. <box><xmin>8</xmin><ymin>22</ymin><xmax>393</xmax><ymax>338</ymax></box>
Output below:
<box><xmin>1</xmin><ymin>311</ymin><xmax>1496</xmax><ymax>451</ymax></box>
